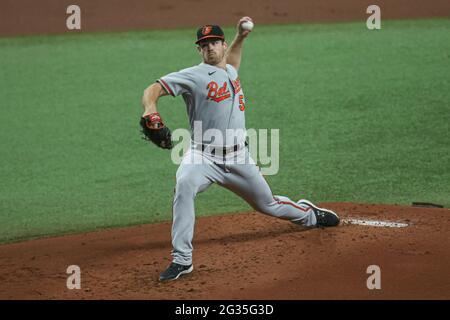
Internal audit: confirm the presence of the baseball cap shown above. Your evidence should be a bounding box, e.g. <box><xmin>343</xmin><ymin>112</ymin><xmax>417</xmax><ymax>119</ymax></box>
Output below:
<box><xmin>195</xmin><ymin>25</ymin><xmax>225</xmax><ymax>44</ymax></box>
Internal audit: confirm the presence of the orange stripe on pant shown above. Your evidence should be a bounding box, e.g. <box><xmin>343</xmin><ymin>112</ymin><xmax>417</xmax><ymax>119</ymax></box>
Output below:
<box><xmin>273</xmin><ymin>197</ymin><xmax>311</xmax><ymax>212</ymax></box>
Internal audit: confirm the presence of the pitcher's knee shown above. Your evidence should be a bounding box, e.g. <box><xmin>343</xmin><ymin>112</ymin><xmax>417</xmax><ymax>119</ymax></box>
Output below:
<box><xmin>175</xmin><ymin>177</ymin><xmax>197</xmax><ymax>198</ymax></box>
<box><xmin>175</xmin><ymin>172</ymin><xmax>209</xmax><ymax>198</ymax></box>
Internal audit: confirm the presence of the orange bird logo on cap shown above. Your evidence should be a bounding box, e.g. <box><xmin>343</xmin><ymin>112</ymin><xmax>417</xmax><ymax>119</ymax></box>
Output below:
<box><xmin>202</xmin><ymin>26</ymin><xmax>212</xmax><ymax>35</ymax></box>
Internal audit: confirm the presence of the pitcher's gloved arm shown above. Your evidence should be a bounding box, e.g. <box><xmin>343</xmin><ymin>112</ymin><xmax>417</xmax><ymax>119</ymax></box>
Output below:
<box><xmin>141</xmin><ymin>82</ymin><xmax>168</xmax><ymax>117</ymax></box>
<box><xmin>140</xmin><ymin>83</ymin><xmax>173</xmax><ymax>149</ymax></box>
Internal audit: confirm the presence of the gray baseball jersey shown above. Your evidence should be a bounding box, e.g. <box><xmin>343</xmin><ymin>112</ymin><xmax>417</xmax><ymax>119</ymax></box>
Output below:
<box><xmin>157</xmin><ymin>62</ymin><xmax>246</xmax><ymax>146</ymax></box>
<box><xmin>156</xmin><ymin>62</ymin><xmax>317</xmax><ymax>267</ymax></box>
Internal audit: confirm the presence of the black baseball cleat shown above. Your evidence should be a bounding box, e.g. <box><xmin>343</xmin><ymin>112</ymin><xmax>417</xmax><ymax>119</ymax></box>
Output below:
<box><xmin>297</xmin><ymin>199</ymin><xmax>340</xmax><ymax>227</ymax></box>
<box><xmin>159</xmin><ymin>262</ymin><xmax>193</xmax><ymax>282</ymax></box>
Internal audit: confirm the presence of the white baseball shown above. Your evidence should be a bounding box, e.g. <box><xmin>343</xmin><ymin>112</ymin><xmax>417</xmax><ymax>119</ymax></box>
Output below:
<box><xmin>241</xmin><ymin>20</ymin><xmax>254</xmax><ymax>31</ymax></box>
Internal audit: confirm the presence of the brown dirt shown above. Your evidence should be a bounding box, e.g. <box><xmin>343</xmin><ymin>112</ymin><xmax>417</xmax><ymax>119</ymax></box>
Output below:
<box><xmin>1</xmin><ymin>0</ymin><xmax>449</xmax><ymax>36</ymax></box>
<box><xmin>0</xmin><ymin>203</ymin><xmax>449</xmax><ymax>300</ymax></box>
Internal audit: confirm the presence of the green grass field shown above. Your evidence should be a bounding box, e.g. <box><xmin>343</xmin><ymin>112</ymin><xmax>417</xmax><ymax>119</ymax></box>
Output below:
<box><xmin>1</xmin><ymin>19</ymin><xmax>449</xmax><ymax>243</ymax></box>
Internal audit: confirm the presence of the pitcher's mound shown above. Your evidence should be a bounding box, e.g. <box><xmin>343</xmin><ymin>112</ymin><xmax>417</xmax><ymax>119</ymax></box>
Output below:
<box><xmin>0</xmin><ymin>202</ymin><xmax>449</xmax><ymax>299</ymax></box>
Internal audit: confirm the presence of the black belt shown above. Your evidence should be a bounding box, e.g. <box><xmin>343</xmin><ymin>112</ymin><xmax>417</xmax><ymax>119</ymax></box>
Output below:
<box><xmin>199</xmin><ymin>141</ymin><xmax>248</xmax><ymax>156</ymax></box>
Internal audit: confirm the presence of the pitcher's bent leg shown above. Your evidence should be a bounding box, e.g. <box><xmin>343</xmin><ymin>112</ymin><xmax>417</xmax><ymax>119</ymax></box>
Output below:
<box><xmin>223</xmin><ymin>163</ymin><xmax>317</xmax><ymax>226</ymax></box>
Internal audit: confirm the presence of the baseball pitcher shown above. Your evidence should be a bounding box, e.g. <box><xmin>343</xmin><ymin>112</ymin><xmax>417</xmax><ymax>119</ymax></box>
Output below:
<box><xmin>140</xmin><ymin>17</ymin><xmax>340</xmax><ymax>282</ymax></box>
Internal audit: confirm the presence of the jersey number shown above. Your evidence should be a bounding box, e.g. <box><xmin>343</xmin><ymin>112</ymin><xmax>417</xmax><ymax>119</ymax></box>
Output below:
<box><xmin>239</xmin><ymin>95</ymin><xmax>245</xmax><ymax>111</ymax></box>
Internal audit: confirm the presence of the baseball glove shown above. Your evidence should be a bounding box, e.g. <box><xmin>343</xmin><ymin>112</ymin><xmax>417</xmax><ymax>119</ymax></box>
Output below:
<box><xmin>140</xmin><ymin>113</ymin><xmax>173</xmax><ymax>149</ymax></box>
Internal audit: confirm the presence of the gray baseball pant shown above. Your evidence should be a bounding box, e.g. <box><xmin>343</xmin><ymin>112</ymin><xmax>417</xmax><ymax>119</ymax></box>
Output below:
<box><xmin>171</xmin><ymin>146</ymin><xmax>316</xmax><ymax>266</ymax></box>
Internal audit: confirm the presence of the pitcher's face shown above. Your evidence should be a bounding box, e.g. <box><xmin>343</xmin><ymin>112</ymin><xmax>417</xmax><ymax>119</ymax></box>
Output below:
<box><xmin>198</xmin><ymin>39</ymin><xmax>227</xmax><ymax>65</ymax></box>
